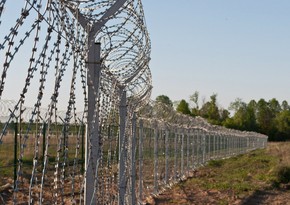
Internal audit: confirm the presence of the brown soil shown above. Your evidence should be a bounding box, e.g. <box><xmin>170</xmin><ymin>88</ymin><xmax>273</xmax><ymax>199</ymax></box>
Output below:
<box><xmin>147</xmin><ymin>173</ymin><xmax>290</xmax><ymax>205</ymax></box>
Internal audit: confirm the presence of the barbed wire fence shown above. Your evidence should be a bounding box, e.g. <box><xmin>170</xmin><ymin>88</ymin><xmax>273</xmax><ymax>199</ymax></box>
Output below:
<box><xmin>0</xmin><ymin>1</ymin><xmax>268</xmax><ymax>205</ymax></box>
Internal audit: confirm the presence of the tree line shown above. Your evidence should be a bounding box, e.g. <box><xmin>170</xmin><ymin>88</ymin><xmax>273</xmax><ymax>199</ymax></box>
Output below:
<box><xmin>156</xmin><ymin>92</ymin><xmax>290</xmax><ymax>141</ymax></box>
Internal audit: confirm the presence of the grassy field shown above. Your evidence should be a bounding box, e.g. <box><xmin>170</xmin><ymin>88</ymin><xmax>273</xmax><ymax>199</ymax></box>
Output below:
<box><xmin>1</xmin><ymin>137</ymin><xmax>288</xmax><ymax>204</ymax></box>
<box><xmin>151</xmin><ymin>142</ymin><xmax>290</xmax><ymax>205</ymax></box>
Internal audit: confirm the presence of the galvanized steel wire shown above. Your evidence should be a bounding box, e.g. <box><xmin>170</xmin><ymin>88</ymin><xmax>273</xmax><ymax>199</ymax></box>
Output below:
<box><xmin>0</xmin><ymin>1</ymin><xmax>267</xmax><ymax>204</ymax></box>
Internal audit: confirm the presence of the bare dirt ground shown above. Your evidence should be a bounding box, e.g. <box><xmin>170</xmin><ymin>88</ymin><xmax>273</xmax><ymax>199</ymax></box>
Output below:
<box><xmin>147</xmin><ymin>172</ymin><xmax>290</xmax><ymax>205</ymax></box>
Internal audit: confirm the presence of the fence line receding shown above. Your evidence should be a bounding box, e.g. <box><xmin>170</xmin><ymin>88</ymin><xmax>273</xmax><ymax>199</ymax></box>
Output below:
<box><xmin>0</xmin><ymin>1</ymin><xmax>268</xmax><ymax>204</ymax></box>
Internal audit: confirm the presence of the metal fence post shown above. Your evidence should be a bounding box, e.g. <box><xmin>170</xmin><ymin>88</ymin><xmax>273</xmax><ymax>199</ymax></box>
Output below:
<box><xmin>208</xmin><ymin>133</ymin><xmax>211</xmax><ymax>160</ymax></box>
<box><xmin>232</xmin><ymin>136</ymin><xmax>234</xmax><ymax>155</ymax></box>
<box><xmin>165</xmin><ymin>128</ymin><xmax>169</xmax><ymax>184</ymax></box>
<box><xmin>237</xmin><ymin>136</ymin><xmax>239</xmax><ymax>155</ymax></box>
<box><xmin>242</xmin><ymin>137</ymin><xmax>244</xmax><ymax>153</ymax></box>
<box><xmin>14</xmin><ymin>120</ymin><xmax>18</xmax><ymax>188</ymax></box>
<box><xmin>233</xmin><ymin>136</ymin><xmax>236</xmax><ymax>155</ymax></box>
<box><xmin>213</xmin><ymin>133</ymin><xmax>217</xmax><ymax>159</ymax></box>
<box><xmin>228</xmin><ymin>135</ymin><xmax>230</xmax><ymax>157</ymax></box>
<box><xmin>238</xmin><ymin>137</ymin><xmax>240</xmax><ymax>154</ymax></box>
<box><xmin>131</xmin><ymin>112</ymin><xmax>137</xmax><ymax>205</ymax></box>
<box><xmin>221</xmin><ymin>134</ymin><xmax>223</xmax><ymax>158</ymax></box>
<box><xmin>239</xmin><ymin>137</ymin><xmax>242</xmax><ymax>154</ymax></box>
<box><xmin>154</xmin><ymin>122</ymin><xmax>158</xmax><ymax>194</ymax></box>
<box><xmin>222</xmin><ymin>134</ymin><xmax>224</xmax><ymax>158</ymax></box>
<box><xmin>181</xmin><ymin>131</ymin><xmax>184</xmax><ymax>176</ymax></box>
<box><xmin>192</xmin><ymin>130</ymin><xmax>195</xmax><ymax>168</ymax></box>
<box><xmin>240</xmin><ymin>137</ymin><xmax>242</xmax><ymax>153</ymax></box>
<box><xmin>186</xmin><ymin>129</ymin><xmax>190</xmax><ymax>175</ymax></box>
<box><xmin>139</xmin><ymin>119</ymin><xmax>143</xmax><ymax>203</ymax></box>
<box><xmin>174</xmin><ymin>130</ymin><xmax>177</xmax><ymax>181</ymax></box>
<box><xmin>244</xmin><ymin>137</ymin><xmax>247</xmax><ymax>153</ymax></box>
<box><xmin>202</xmin><ymin>131</ymin><xmax>206</xmax><ymax>164</ymax></box>
<box><xmin>81</xmin><ymin>122</ymin><xmax>85</xmax><ymax>174</ymax></box>
<box><xmin>85</xmin><ymin>41</ymin><xmax>101</xmax><ymax>205</ymax></box>
<box><xmin>216</xmin><ymin>133</ymin><xmax>219</xmax><ymax>158</ymax></box>
<box><xmin>230</xmin><ymin>136</ymin><xmax>232</xmax><ymax>156</ymax></box>
<box><xmin>235</xmin><ymin>136</ymin><xmax>237</xmax><ymax>155</ymax></box>
<box><xmin>247</xmin><ymin>137</ymin><xmax>249</xmax><ymax>152</ymax></box>
<box><xmin>119</xmin><ymin>88</ymin><xmax>127</xmax><ymax>205</ymax></box>
<box><xmin>219</xmin><ymin>134</ymin><xmax>221</xmax><ymax>158</ymax></box>
<box><xmin>197</xmin><ymin>130</ymin><xmax>201</xmax><ymax>166</ymax></box>
<box><xmin>42</xmin><ymin>123</ymin><xmax>46</xmax><ymax>166</ymax></box>
<box><xmin>224</xmin><ymin>135</ymin><xmax>226</xmax><ymax>157</ymax></box>
<box><xmin>237</xmin><ymin>137</ymin><xmax>239</xmax><ymax>154</ymax></box>
<box><xmin>237</xmin><ymin>136</ymin><xmax>239</xmax><ymax>154</ymax></box>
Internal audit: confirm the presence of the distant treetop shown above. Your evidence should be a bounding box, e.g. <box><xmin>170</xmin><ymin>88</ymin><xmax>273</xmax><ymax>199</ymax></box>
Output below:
<box><xmin>155</xmin><ymin>95</ymin><xmax>173</xmax><ymax>107</ymax></box>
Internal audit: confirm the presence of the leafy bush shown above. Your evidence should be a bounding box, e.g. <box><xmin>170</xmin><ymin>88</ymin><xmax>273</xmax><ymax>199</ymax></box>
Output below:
<box><xmin>275</xmin><ymin>165</ymin><xmax>290</xmax><ymax>184</ymax></box>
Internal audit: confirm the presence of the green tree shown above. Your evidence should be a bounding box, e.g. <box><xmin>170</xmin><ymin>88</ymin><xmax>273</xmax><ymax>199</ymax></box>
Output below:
<box><xmin>200</xmin><ymin>101</ymin><xmax>209</xmax><ymax>119</ymax></box>
<box><xmin>209</xmin><ymin>94</ymin><xmax>220</xmax><ymax>120</ymax></box>
<box><xmin>281</xmin><ymin>100</ymin><xmax>290</xmax><ymax>111</ymax></box>
<box><xmin>220</xmin><ymin>109</ymin><xmax>230</xmax><ymax>123</ymax></box>
<box><xmin>227</xmin><ymin>99</ymin><xmax>247</xmax><ymax>130</ymax></box>
<box><xmin>275</xmin><ymin>110</ymin><xmax>290</xmax><ymax>141</ymax></box>
<box><xmin>200</xmin><ymin>94</ymin><xmax>220</xmax><ymax>124</ymax></box>
<box><xmin>190</xmin><ymin>91</ymin><xmax>200</xmax><ymax>116</ymax></box>
<box><xmin>269</xmin><ymin>98</ymin><xmax>281</xmax><ymax>114</ymax></box>
<box><xmin>176</xmin><ymin>99</ymin><xmax>191</xmax><ymax>115</ymax></box>
<box><xmin>232</xmin><ymin>106</ymin><xmax>248</xmax><ymax>130</ymax></box>
<box><xmin>155</xmin><ymin>95</ymin><xmax>173</xmax><ymax>107</ymax></box>
<box><xmin>256</xmin><ymin>99</ymin><xmax>276</xmax><ymax>139</ymax></box>
<box><xmin>248</xmin><ymin>99</ymin><xmax>257</xmax><ymax>111</ymax></box>
<box><xmin>229</xmin><ymin>98</ymin><xmax>245</xmax><ymax>112</ymax></box>
<box><xmin>246</xmin><ymin>100</ymin><xmax>258</xmax><ymax>131</ymax></box>
<box><xmin>225</xmin><ymin>99</ymin><xmax>257</xmax><ymax>131</ymax></box>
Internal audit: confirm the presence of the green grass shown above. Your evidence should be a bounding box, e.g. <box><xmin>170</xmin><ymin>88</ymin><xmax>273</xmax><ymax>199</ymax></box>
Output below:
<box><xmin>207</xmin><ymin>159</ymin><xmax>224</xmax><ymax>167</ymax></box>
<box><xmin>149</xmin><ymin>145</ymin><xmax>290</xmax><ymax>204</ymax></box>
<box><xmin>178</xmin><ymin>147</ymin><xmax>280</xmax><ymax>198</ymax></box>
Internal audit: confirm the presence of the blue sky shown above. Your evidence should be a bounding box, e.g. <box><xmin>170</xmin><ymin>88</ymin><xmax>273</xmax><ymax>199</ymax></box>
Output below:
<box><xmin>1</xmin><ymin>1</ymin><xmax>290</xmax><ymax>111</ymax></box>
<box><xmin>142</xmin><ymin>0</ymin><xmax>290</xmax><ymax>108</ymax></box>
